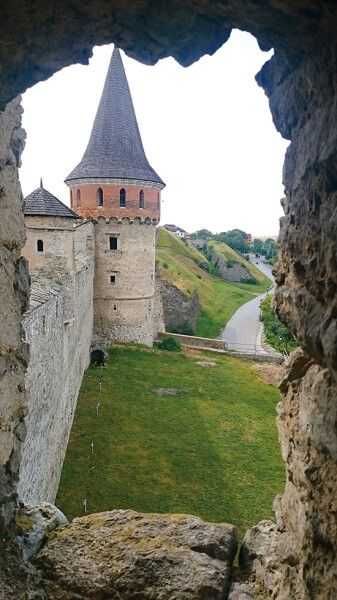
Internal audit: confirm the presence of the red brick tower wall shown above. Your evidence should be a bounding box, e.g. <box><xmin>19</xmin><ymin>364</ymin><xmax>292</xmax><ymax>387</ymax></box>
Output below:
<box><xmin>69</xmin><ymin>182</ymin><xmax>161</xmax><ymax>221</ymax></box>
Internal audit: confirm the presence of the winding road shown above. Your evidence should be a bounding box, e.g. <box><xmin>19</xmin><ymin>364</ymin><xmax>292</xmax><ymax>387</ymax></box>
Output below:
<box><xmin>219</xmin><ymin>258</ymin><xmax>274</xmax><ymax>354</ymax></box>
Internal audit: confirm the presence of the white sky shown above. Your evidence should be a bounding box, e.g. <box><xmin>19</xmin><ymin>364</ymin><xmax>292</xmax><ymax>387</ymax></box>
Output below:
<box><xmin>20</xmin><ymin>30</ymin><xmax>288</xmax><ymax>237</ymax></box>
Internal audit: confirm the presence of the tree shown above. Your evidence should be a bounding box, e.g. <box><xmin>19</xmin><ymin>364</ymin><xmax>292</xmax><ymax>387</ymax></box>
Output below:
<box><xmin>216</xmin><ymin>229</ymin><xmax>249</xmax><ymax>254</ymax></box>
<box><xmin>252</xmin><ymin>238</ymin><xmax>264</xmax><ymax>255</ymax></box>
<box><xmin>190</xmin><ymin>229</ymin><xmax>213</xmax><ymax>240</ymax></box>
<box><xmin>263</xmin><ymin>238</ymin><xmax>278</xmax><ymax>260</ymax></box>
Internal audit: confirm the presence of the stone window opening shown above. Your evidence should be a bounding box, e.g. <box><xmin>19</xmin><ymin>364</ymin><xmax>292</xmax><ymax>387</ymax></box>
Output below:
<box><xmin>97</xmin><ymin>187</ymin><xmax>104</xmax><ymax>207</ymax></box>
<box><xmin>42</xmin><ymin>315</ymin><xmax>46</xmax><ymax>334</ymax></box>
<box><xmin>110</xmin><ymin>274</ymin><xmax>116</xmax><ymax>284</ymax></box>
<box><xmin>37</xmin><ymin>239</ymin><xmax>44</xmax><ymax>253</ymax></box>
<box><xmin>157</xmin><ymin>192</ymin><xmax>160</xmax><ymax>209</ymax></box>
<box><xmin>139</xmin><ymin>189</ymin><xmax>145</xmax><ymax>208</ymax></box>
<box><xmin>113</xmin><ymin>304</ymin><xmax>117</xmax><ymax>311</ymax></box>
<box><xmin>120</xmin><ymin>188</ymin><xmax>126</xmax><ymax>207</ymax></box>
<box><xmin>76</xmin><ymin>189</ymin><xmax>81</xmax><ymax>206</ymax></box>
<box><xmin>109</xmin><ymin>236</ymin><xmax>118</xmax><ymax>250</ymax></box>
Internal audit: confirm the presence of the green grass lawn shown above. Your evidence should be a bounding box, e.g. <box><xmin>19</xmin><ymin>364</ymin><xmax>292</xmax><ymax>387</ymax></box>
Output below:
<box><xmin>157</xmin><ymin>229</ymin><xmax>271</xmax><ymax>338</ymax></box>
<box><xmin>57</xmin><ymin>346</ymin><xmax>284</xmax><ymax>534</ymax></box>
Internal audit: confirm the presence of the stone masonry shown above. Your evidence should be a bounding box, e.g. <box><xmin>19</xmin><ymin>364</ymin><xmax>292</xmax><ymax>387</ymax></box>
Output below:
<box><xmin>19</xmin><ymin>220</ymin><xmax>94</xmax><ymax>504</ymax></box>
<box><xmin>94</xmin><ymin>217</ymin><xmax>158</xmax><ymax>346</ymax></box>
<box><xmin>0</xmin><ymin>98</ymin><xmax>28</xmax><ymax>534</ymax></box>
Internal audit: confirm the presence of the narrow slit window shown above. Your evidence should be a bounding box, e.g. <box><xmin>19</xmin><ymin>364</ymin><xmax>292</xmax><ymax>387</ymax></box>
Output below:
<box><xmin>109</xmin><ymin>236</ymin><xmax>118</xmax><ymax>250</ymax></box>
<box><xmin>110</xmin><ymin>275</ymin><xmax>116</xmax><ymax>284</ymax></box>
<box><xmin>76</xmin><ymin>189</ymin><xmax>81</xmax><ymax>206</ymax></box>
<box><xmin>120</xmin><ymin>188</ymin><xmax>126</xmax><ymax>207</ymax></box>
<box><xmin>37</xmin><ymin>239</ymin><xmax>44</xmax><ymax>253</ymax></box>
<box><xmin>97</xmin><ymin>187</ymin><xmax>104</xmax><ymax>207</ymax></box>
<box><xmin>157</xmin><ymin>192</ymin><xmax>160</xmax><ymax>209</ymax></box>
<box><xmin>139</xmin><ymin>190</ymin><xmax>145</xmax><ymax>208</ymax></box>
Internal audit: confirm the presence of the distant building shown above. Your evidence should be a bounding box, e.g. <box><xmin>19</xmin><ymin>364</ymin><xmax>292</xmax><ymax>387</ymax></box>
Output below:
<box><xmin>164</xmin><ymin>224</ymin><xmax>188</xmax><ymax>239</ymax></box>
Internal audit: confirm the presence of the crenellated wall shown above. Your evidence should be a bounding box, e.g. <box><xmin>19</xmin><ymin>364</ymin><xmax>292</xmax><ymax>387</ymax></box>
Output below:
<box><xmin>69</xmin><ymin>180</ymin><xmax>161</xmax><ymax>222</ymax></box>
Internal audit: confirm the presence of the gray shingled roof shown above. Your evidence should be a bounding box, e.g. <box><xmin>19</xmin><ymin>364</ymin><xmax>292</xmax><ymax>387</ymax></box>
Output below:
<box><xmin>24</xmin><ymin>184</ymin><xmax>79</xmax><ymax>218</ymax></box>
<box><xmin>65</xmin><ymin>47</ymin><xmax>164</xmax><ymax>186</ymax></box>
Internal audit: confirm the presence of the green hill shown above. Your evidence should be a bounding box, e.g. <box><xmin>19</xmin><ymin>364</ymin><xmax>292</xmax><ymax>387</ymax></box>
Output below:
<box><xmin>207</xmin><ymin>240</ymin><xmax>271</xmax><ymax>288</ymax></box>
<box><xmin>156</xmin><ymin>228</ymin><xmax>271</xmax><ymax>338</ymax></box>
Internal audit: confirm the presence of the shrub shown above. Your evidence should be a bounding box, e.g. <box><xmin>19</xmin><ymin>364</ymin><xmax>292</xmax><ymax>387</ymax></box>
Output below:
<box><xmin>163</xmin><ymin>262</ymin><xmax>169</xmax><ymax>269</ymax></box>
<box><xmin>260</xmin><ymin>294</ymin><xmax>297</xmax><ymax>354</ymax></box>
<box><xmin>171</xmin><ymin>323</ymin><xmax>195</xmax><ymax>336</ymax></box>
<box><xmin>156</xmin><ymin>336</ymin><xmax>182</xmax><ymax>352</ymax></box>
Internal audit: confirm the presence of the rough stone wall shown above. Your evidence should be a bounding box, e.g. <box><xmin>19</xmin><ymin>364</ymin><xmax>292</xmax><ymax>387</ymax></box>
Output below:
<box><xmin>18</xmin><ymin>220</ymin><xmax>94</xmax><ymax>504</ymax></box>
<box><xmin>253</xmin><ymin>42</ymin><xmax>337</xmax><ymax>600</ymax></box>
<box><xmin>94</xmin><ymin>218</ymin><xmax>156</xmax><ymax>346</ymax></box>
<box><xmin>210</xmin><ymin>251</ymin><xmax>254</xmax><ymax>283</ymax></box>
<box><xmin>23</xmin><ymin>216</ymin><xmax>78</xmax><ymax>275</ymax></box>
<box><xmin>159</xmin><ymin>278</ymin><xmax>200</xmax><ymax>335</ymax></box>
<box><xmin>152</xmin><ymin>274</ymin><xmax>165</xmax><ymax>338</ymax></box>
<box><xmin>0</xmin><ymin>98</ymin><xmax>28</xmax><ymax>534</ymax></box>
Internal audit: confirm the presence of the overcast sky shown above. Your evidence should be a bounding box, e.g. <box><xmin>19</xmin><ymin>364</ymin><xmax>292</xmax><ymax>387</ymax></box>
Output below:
<box><xmin>20</xmin><ymin>30</ymin><xmax>288</xmax><ymax>238</ymax></box>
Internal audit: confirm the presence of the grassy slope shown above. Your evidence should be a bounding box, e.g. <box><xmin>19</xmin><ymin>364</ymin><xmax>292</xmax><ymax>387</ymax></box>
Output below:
<box><xmin>208</xmin><ymin>240</ymin><xmax>271</xmax><ymax>290</ymax></box>
<box><xmin>157</xmin><ymin>228</ymin><xmax>270</xmax><ymax>337</ymax></box>
<box><xmin>57</xmin><ymin>346</ymin><xmax>284</xmax><ymax>534</ymax></box>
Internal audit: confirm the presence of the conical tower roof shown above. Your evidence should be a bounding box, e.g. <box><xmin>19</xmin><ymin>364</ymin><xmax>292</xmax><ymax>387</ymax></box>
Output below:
<box><xmin>24</xmin><ymin>181</ymin><xmax>79</xmax><ymax>218</ymax></box>
<box><xmin>65</xmin><ymin>47</ymin><xmax>164</xmax><ymax>187</ymax></box>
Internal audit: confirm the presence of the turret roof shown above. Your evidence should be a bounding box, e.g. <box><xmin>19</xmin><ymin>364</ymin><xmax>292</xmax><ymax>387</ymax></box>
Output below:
<box><xmin>24</xmin><ymin>182</ymin><xmax>79</xmax><ymax>218</ymax></box>
<box><xmin>65</xmin><ymin>47</ymin><xmax>164</xmax><ymax>187</ymax></box>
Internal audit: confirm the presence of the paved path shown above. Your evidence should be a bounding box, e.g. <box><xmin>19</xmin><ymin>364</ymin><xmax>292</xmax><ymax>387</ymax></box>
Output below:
<box><xmin>219</xmin><ymin>259</ymin><xmax>275</xmax><ymax>355</ymax></box>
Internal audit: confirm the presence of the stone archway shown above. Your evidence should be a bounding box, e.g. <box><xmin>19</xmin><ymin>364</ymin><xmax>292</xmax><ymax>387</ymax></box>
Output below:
<box><xmin>1</xmin><ymin>2</ymin><xmax>337</xmax><ymax>598</ymax></box>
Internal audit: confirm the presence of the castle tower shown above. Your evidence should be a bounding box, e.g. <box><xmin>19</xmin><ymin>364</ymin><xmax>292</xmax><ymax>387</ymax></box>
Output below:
<box><xmin>65</xmin><ymin>47</ymin><xmax>165</xmax><ymax>345</ymax></box>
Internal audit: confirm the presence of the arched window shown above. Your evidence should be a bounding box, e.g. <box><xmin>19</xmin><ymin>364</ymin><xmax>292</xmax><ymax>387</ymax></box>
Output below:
<box><xmin>37</xmin><ymin>239</ymin><xmax>44</xmax><ymax>253</ymax></box>
<box><xmin>120</xmin><ymin>188</ymin><xmax>126</xmax><ymax>207</ymax></box>
<box><xmin>76</xmin><ymin>189</ymin><xmax>81</xmax><ymax>206</ymax></box>
<box><xmin>139</xmin><ymin>190</ymin><xmax>144</xmax><ymax>209</ymax></box>
<box><xmin>96</xmin><ymin>187</ymin><xmax>104</xmax><ymax>207</ymax></box>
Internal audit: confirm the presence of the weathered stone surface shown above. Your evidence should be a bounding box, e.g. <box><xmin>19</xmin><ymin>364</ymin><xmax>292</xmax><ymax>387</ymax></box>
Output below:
<box><xmin>159</xmin><ymin>278</ymin><xmax>200</xmax><ymax>335</ymax></box>
<box><xmin>36</xmin><ymin>509</ymin><xmax>237</xmax><ymax>599</ymax></box>
<box><xmin>239</xmin><ymin>520</ymin><xmax>295</xmax><ymax>598</ymax></box>
<box><xmin>2</xmin><ymin>2</ymin><xmax>337</xmax><ymax>109</ymax></box>
<box><xmin>16</xmin><ymin>502</ymin><xmax>68</xmax><ymax>561</ymax></box>
<box><xmin>208</xmin><ymin>247</ymin><xmax>255</xmax><ymax>284</ymax></box>
<box><xmin>274</xmin><ymin>350</ymin><xmax>337</xmax><ymax>598</ymax></box>
<box><xmin>0</xmin><ymin>97</ymin><xmax>28</xmax><ymax>535</ymax></box>
<box><xmin>19</xmin><ymin>221</ymin><xmax>95</xmax><ymax>505</ymax></box>
<box><xmin>228</xmin><ymin>582</ymin><xmax>254</xmax><ymax>600</ymax></box>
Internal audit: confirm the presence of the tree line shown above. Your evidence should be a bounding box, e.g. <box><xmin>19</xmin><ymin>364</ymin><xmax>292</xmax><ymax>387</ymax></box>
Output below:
<box><xmin>191</xmin><ymin>228</ymin><xmax>278</xmax><ymax>262</ymax></box>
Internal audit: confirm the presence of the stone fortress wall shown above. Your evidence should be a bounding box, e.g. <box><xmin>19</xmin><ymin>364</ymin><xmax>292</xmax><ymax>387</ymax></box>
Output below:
<box><xmin>18</xmin><ymin>220</ymin><xmax>95</xmax><ymax>504</ymax></box>
<box><xmin>18</xmin><ymin>215</ymin><xmax>164</xmax><ymax>504</ymax></box>
<box><xmin>93</xmin><ymin>218</ymin><xmax>158</xmax><ymax>346</ymax></box>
